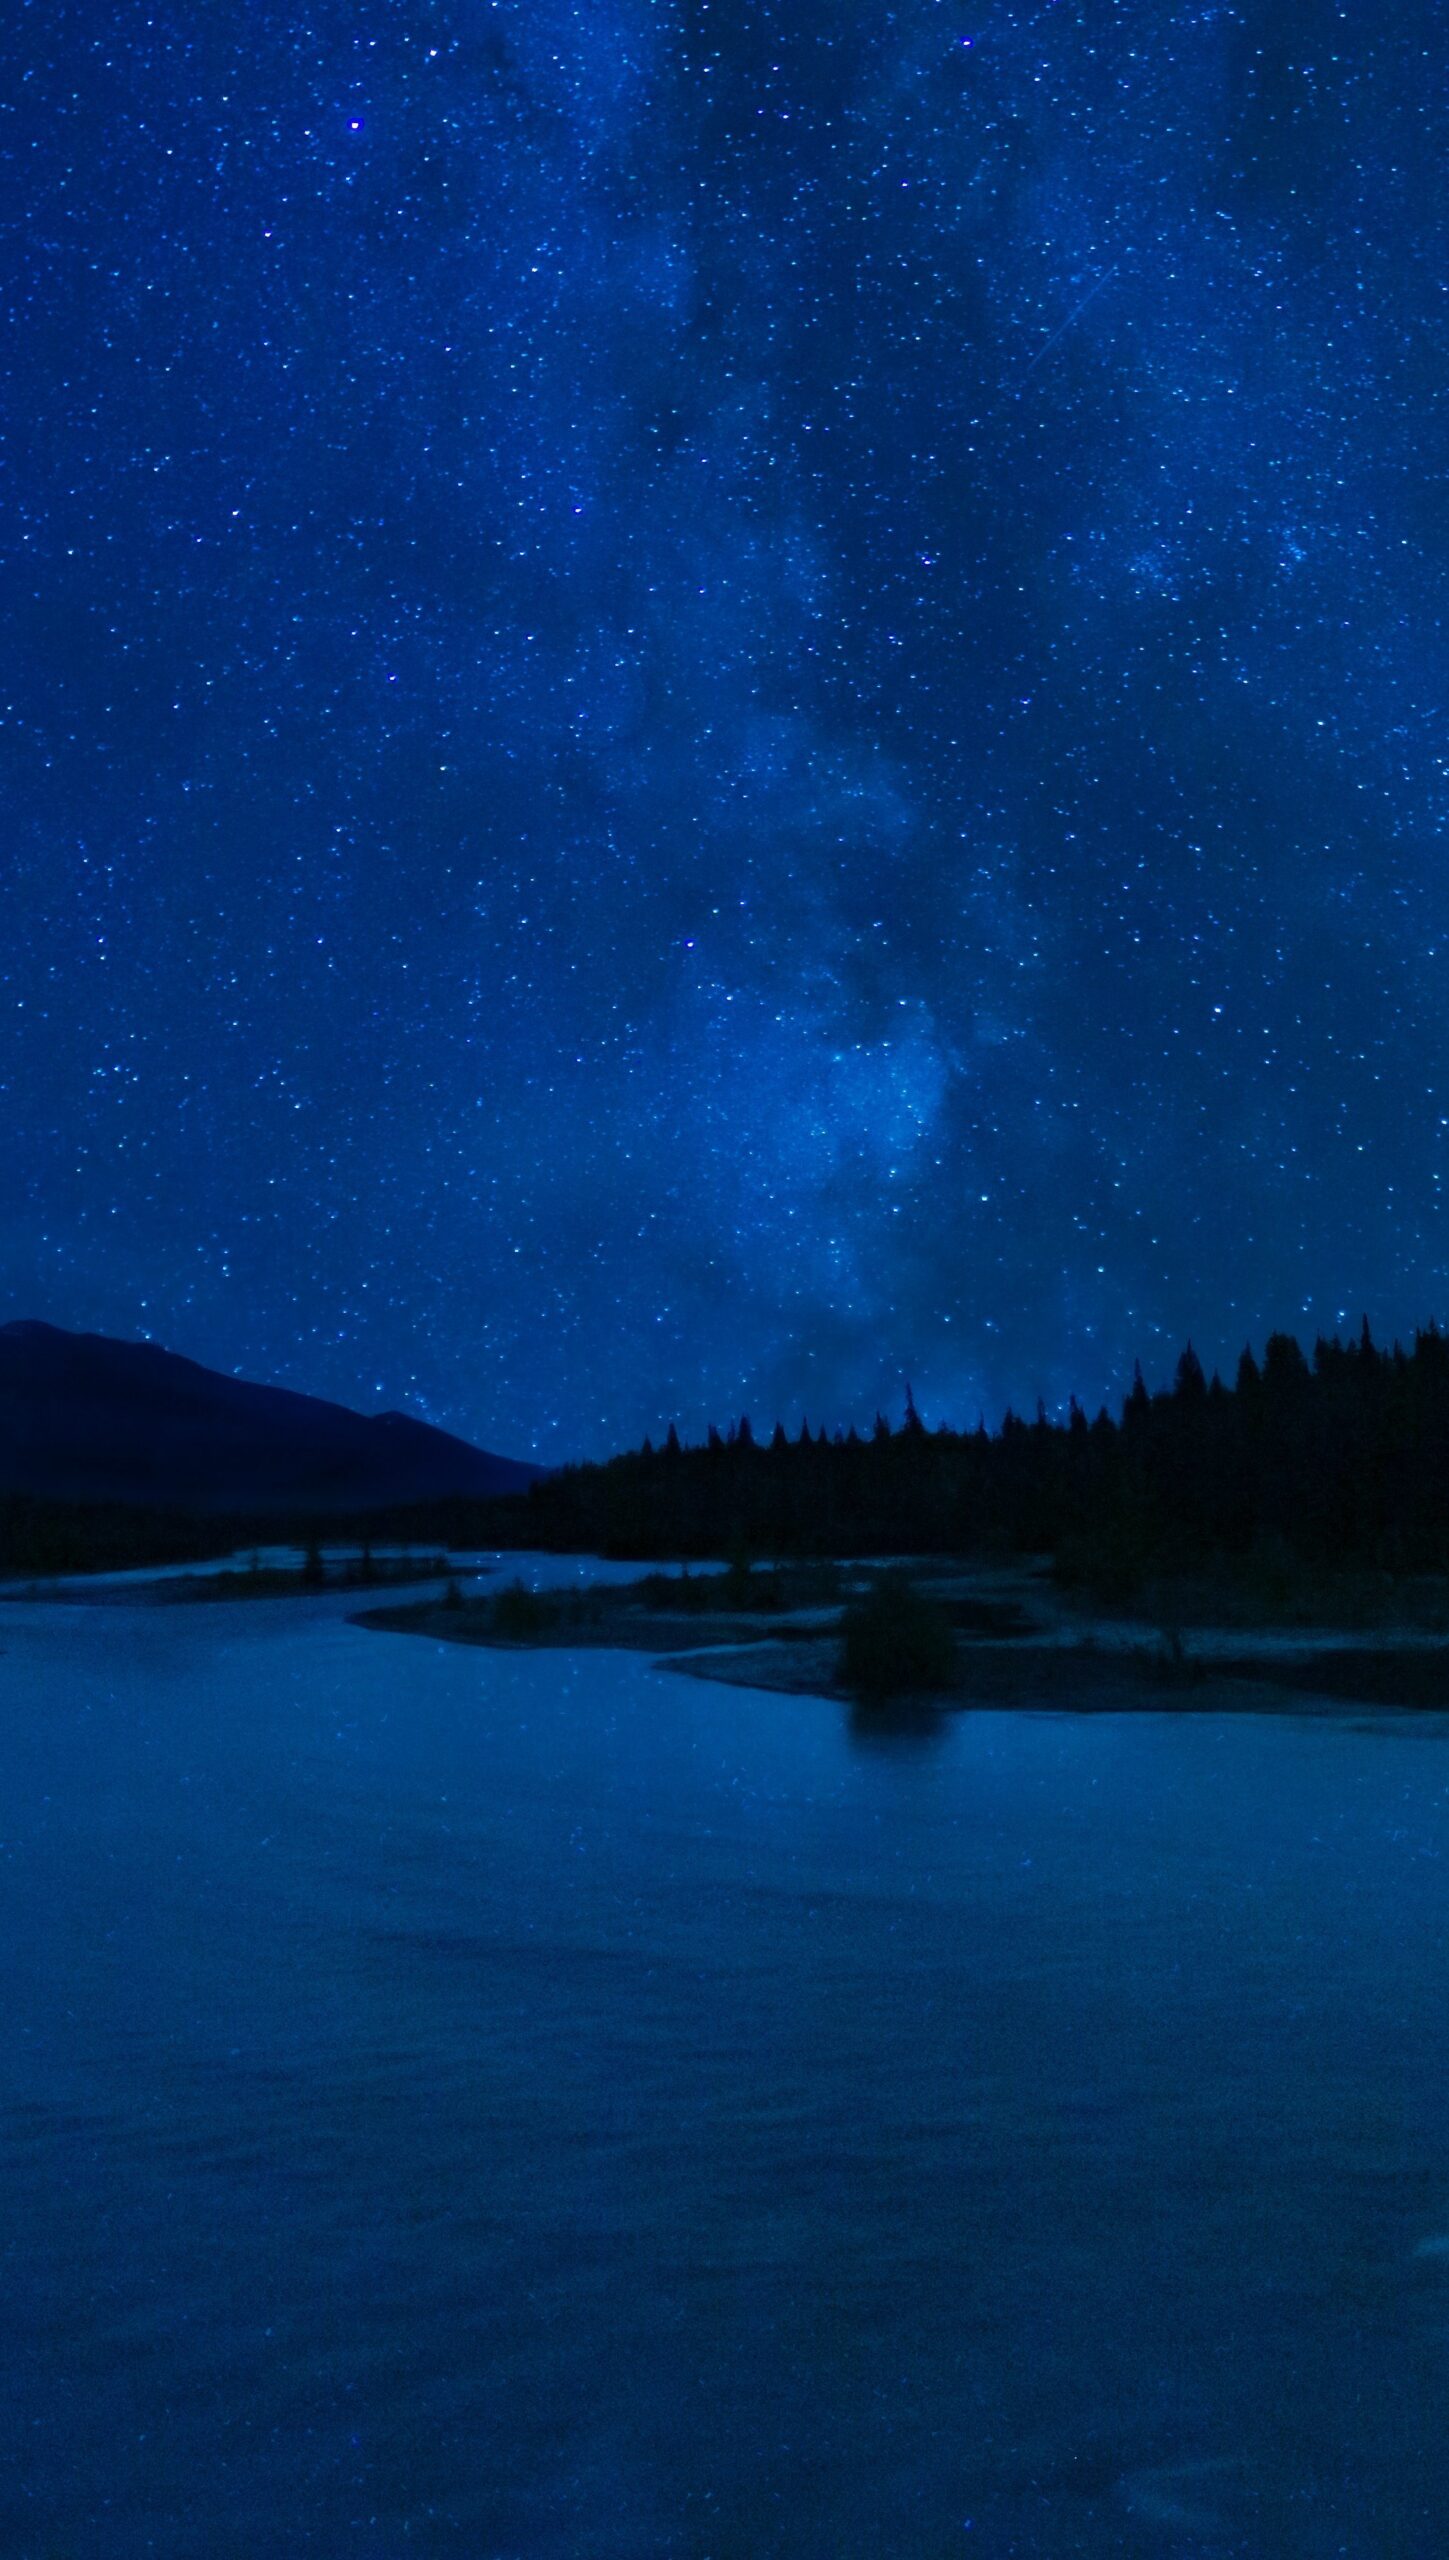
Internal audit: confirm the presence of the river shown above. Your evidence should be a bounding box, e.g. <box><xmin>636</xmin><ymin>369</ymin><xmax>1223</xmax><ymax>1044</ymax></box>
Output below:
<box><xmin>3</xmin><ymin>1562</ymin><xmax>1448</xmax><ymax>2555</ymax></box>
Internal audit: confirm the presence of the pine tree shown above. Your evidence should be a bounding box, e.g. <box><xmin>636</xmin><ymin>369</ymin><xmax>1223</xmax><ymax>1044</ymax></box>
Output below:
<box><xmin>1174</xmin><ymin>1343</ymin><xmax>1207</xmax><ymax>1402</ymax></box>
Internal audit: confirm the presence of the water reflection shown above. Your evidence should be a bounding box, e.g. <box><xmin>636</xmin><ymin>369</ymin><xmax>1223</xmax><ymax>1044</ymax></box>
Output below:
<box><xmin>844</xmin><ymin>1690</ymin><xmax>954</xmax><ymax>1751</ymax></box>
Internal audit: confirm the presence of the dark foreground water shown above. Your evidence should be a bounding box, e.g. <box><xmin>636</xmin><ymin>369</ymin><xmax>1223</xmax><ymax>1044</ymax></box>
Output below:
<box><xmin>4</xmin><ymin>1573</ymin><xmax>1449</xmax><ymax>2558</ymax></box>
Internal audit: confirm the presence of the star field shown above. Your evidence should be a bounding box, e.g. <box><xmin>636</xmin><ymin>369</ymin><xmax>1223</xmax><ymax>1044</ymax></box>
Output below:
<box><xmin>3</xmin><ymin>0</ymin><xmax>1447</xmax><ymax>1457</ymax></box>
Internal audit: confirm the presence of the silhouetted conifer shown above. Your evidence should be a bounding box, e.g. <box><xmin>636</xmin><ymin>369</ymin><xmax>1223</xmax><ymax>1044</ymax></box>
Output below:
<box><xmin>1263</xmin><ymin>1332</ymin><xmax>1310</xmax><ymax>1393</ymax></box>
<box><xmin>1174</xmin><ymin>1343</ymin><xmax>1206</xmax><ymax>1402</ymax></box>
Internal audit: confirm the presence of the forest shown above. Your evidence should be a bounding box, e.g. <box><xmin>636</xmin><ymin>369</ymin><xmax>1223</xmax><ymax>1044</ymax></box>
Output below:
<box><xmin>480</xmin><ymin>1322</ymin><xmax>1449</xmax><ymax>1589</ymax></box>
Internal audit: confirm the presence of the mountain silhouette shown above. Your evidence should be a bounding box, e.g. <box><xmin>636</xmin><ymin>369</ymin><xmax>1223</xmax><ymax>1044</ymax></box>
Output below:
<box><xmin>0</xmin><ymin>1321</ymin><xmax>541</xmax><ymax>1512</ymax></box>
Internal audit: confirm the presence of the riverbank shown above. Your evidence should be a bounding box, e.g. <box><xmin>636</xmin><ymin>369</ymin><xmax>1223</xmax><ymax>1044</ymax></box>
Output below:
<box><xmin>353</xmin><ymin>1563</ymin><xmax>1449</xmax><ymax>1713</ymax></box>
<box><xmin>0</xmin><ymin>1548</ymin><xmax>484</xmax><ymax>1606</ymax></box>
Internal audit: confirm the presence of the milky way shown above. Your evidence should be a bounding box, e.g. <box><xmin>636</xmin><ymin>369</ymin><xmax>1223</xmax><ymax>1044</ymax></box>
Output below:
<box><xmin>4</xmin><ymin>0</ymin><xmax>1446</xmax><ymax>1456</ymax></box>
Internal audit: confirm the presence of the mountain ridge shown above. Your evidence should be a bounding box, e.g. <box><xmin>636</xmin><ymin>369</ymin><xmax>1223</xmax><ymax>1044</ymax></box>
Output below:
<box><xmin>0</xmin><ymin>1320</ymin><xmax>541</xmax><ymax>1512</ymax></box>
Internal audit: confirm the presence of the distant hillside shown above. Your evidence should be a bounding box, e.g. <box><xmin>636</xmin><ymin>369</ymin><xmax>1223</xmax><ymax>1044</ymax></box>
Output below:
<box><xmin>0</xmin><ymin>1321</ymin><xmax>542</xmax><ymax>1513</ymax></box>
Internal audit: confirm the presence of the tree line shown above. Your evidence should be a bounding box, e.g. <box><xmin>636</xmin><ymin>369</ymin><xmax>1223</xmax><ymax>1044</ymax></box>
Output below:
<box><xmin>481</xmin><ymin>1320</ymin><xmax>1449</xmax><ymax>1583</ymax></box>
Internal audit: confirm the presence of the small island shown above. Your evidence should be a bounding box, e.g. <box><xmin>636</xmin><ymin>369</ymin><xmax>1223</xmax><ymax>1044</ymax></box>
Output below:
<box><xmin>354</xmin><ymin>1554</ymin><xmax>1449</xmax><ymax>1717</ymax></box>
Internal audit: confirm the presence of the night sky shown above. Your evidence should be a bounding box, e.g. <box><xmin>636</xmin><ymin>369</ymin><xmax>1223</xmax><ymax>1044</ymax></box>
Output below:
<box><xmin>5</xmin><ymin>1</ymin><xmax>1446</xmax><ymax>1461</ymax></box>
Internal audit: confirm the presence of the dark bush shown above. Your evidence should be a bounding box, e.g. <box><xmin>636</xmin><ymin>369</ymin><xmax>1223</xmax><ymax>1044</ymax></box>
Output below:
<box><xmin>838</xmin><ymin>1573</ymin><xmax>957</xmax><ymax>1698</ymax></box>
<box><xmin>725</xmin><ymin>1543</ymin><xmax>755</xmax><ymax>1609</ymax></box>
<box><xmin>639</xmin><ymin>1570</ymin><xmax>687</xmax><ymax>1609</ymax></box>
<box><xmin>492</xmin><ymin>1578</ymin><xmax>557</xmax><ymax>1638</ymax></box>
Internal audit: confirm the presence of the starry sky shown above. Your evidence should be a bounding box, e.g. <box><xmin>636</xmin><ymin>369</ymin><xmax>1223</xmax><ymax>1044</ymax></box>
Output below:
<box><xmin>4</xmin><ymin>0</ymin><xmax>1447</xmax><ymax>1460</ymax></box>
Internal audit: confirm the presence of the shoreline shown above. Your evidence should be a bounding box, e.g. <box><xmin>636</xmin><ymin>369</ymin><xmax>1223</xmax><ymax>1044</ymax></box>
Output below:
<box><xmin>352</xmin><ymin>1582</ymin><xmax>1449</xmax><ymax>1715</ymax></box>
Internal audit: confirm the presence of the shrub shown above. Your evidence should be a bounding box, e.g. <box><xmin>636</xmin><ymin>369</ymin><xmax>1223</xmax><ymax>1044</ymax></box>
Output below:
<box><xmin>725</xmin><ymin>1543</ymin><xmax>755</xmax><ymax>1609</ymax></box>
<box><xmin>674</xmin><ymin>1566</ymin><xmax>711</xmax><ymax>1612</ymax></box>
<box><xmin>492</xmin><ymin>1578</ymin><xmax>556</xmax><ymax>1638</ymax></box>
<box><xmin>639</xmin><ymin>1571</ymin><xmax>681</xmax><ymax>1609</ymax></box>
<box><xmin>838</xmin><ymin>1573</ymin><xmax>957</xmax><ymax>1699</ymax></box>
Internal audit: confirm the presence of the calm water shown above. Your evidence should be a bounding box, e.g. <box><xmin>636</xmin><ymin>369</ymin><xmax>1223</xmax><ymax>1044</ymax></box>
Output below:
<box><xmin>4</xmin><ymin>1568</ymin><xmax>1449</xmax><ymax>2558</ymax></box>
